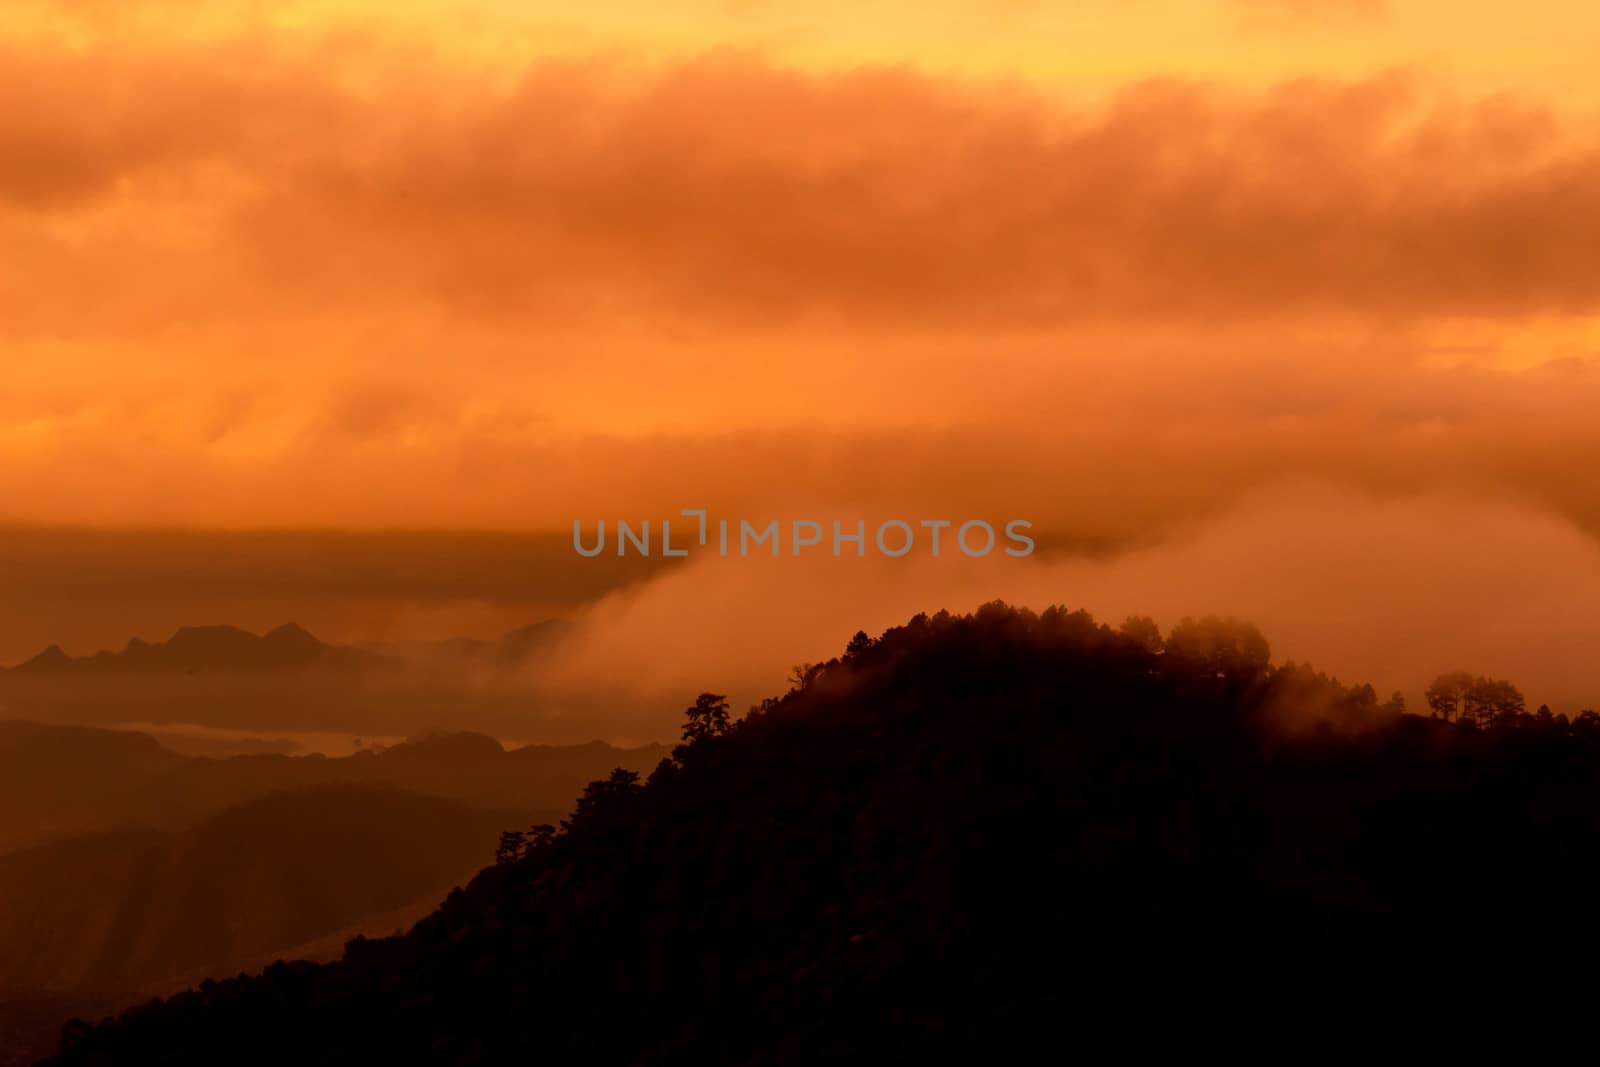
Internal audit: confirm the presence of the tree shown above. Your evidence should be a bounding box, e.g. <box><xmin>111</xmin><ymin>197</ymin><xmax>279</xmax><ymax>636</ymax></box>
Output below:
<box><xmin>496</xmin><ymin>823</ymin><xmax>558</xmax><ymax>865</ymax></box>
<box><xmin>787</xmin><ymin>663</ymin><xmax>817</xmax><ymax>691</ymax></box>
<box><xmin>1464</xmin><ymin>677</ymin><xmax>1525</xmax><ymax>729</ymax></box>
<box><xmin>566</xmin><ymin>768</ymin><xmax>643</xmax><ymax>829</ymax></box>
<box><xmin>1118</xmin><ymin>615</ymin><xmax>1164</xmax><ymax>653</ymax></box>
<box><xmin>1165</xmin><ymin>617</ymin><xmax>1270</xmax><ymax>678</ymax></box>
<box><xmin>495</xmin><ymin>831</ymin><xmax>526</xmax><ymax>866</ymax></box>
<box><xmin>682</xmin><ymin>692</ymin><xmax>732</xmax><ymax>745</ymax></box>
<box><xmin>1427</xmin><ymin>673</ymin><xmax>1525</xmax><ymax>728</ymax></box>
<box><xmin>1425</xmin><ymin>671</ymin><xmax>1475</xmax><ymax>722</ymax></box>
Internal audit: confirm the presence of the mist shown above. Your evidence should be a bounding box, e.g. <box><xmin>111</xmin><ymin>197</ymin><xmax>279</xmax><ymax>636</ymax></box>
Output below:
<box><xmin>534</xmin><ymin>485</ymin><xmax>1600</xmax><ymax>738</ymax></box>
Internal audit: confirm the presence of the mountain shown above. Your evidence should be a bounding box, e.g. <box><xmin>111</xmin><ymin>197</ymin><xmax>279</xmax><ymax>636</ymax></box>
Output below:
<box><xmin>46</xmin><ymin>604</ymin><xmax>1600</xmax><ymax>1063</ymax></box>
<box><xmin>0</xmin><ymin>785</ymin><xmax>510</xmax><ymax>994</ymax></box>
<box><xmin>0</xmin><ymin>620</ymin><xmax>583</xmax><ymax>740</ymax></box>
<box><xmin>0</xmin><ymin>721</ymin><xmax>668</xmax><ymax>854</ymax></box>
<box><xmin>0</xmin><ymin>722</ymin><xmax>188</xmax><ymax>853</ymax></box>
<box><xmin>0</xmin><ymin>993</ymin><xmax>126</xmax><ymax>1067</ymax></box>
<box><xmin>0</xmin><ymin>723</ymin><xmax>663</xmax><ymax>1064</ymax></box>
<box><xmin>3</xmin><ymin>620</ymin><xmax>572</xmax><ymax>677</ymax></box>
<box><xmin>4</xmin><ymin>624</ymin><xmax>386</xmax><ymax>677</ymax></box>
<box><xmin>0</xmin><ymin>785</ymin><xmax>516</xmax><ymax>1063</ymax></box>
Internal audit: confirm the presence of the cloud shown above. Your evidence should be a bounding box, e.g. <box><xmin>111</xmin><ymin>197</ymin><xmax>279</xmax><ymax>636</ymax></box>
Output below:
<box><xmin>11</xmin><ymin>338</ymin><xmax>1600</xmax><ymax>543</ymax></box>
<box><xmin>7</xmin><ymin>35</ymin><xmax>1600</xmax><ymax>589</ymax></box>
<box><xmin>5</xmin><ymin>49</ymin><xmax>1600</xmax><ymax>335</ymax></box>
<box><xmin>534</xmin><ymin>487</ymin><xmax>1600</xmax><ymax>739</ymax></box>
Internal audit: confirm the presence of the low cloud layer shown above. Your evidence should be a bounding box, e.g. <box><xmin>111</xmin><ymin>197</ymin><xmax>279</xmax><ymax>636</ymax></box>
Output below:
<box><xmin>8</xmin><ymin>489</ymin><xmax>1600</xmax><ymax>744</ymax></box>
<box><xmin>537</xmin><ymin>488</ymin><xmax>1600</xmax><ymax>738</ymax></box>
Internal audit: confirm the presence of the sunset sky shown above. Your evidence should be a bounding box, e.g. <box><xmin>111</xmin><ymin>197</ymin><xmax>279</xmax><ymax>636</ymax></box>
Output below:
<box><xmin>6</xmin><ymin>1</ymin><xmax>1600</xmax><ymax>716</ymax></box>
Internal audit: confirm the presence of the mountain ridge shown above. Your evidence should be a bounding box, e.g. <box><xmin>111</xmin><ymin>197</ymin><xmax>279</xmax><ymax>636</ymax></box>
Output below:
<box><xmin>2</xmin><ymin>619</ymin><xmax>573</xmax><ymax>676</ymax></box>
<box><xmin>49</xmin><ymin>602</ymin><xmax>1600</xmax><ymax>1062</ymax></box>
<box><xmin>0</xmin><ymin>784</ymin><xmax>515</xmax><ymax>994</ymax></box>
<box><xmin>0</xmin><ymin>719</ymin><xmax>668</xmax><ymax>855</ymax></box>
<box><xmin>4</xmin><ymin>624</ymin><xmax>384</xmax><ymax>677</ymax></box>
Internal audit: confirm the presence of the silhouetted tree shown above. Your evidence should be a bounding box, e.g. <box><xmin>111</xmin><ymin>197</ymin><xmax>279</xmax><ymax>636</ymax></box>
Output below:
<box><xmin>1118</xmin><ymin>615</ymin><xmax>1164</xmax><ymax>653</ymax></box>
<box><xmin>498</xmin><ymin>822</ymin><xmax>559</xmax><ymax>864</ymax></box>
<box><xmin>1464</xmin><ymin>677</ymin><xmax>1525</xmax><ymax>729</ymax></box>
<box><xmin>1428</xmin><ymin>673</ymin><xmax>1525</xmax><ymax>728</ymax></box>
<box><xmin>1165</xmin><ymin>616</ymin><xmax>1269</xmax><ymax>678</ymax></box>
<box><xmin>787</xmin><ymin>663</ymin><xmax>817</xmax><ymax>691</ymax></box>
<box><xmin>563</xmin><ymin>768</ymin><xmax>644</xmax><ymax>832</ymax></box>
<box><xmin>495</xmin><ymin>831</ymin><xmax>526</xmax><ymax>866</ymax></box>
<box><xmin>1426</xmin><ymin>671</ymin><xmax>1476</xmax><ymax>722</ymax></box>
<box><xmin>681</xmin><ymin>692</ymin><xmax>732</xmax><ymax>745</ymax></box>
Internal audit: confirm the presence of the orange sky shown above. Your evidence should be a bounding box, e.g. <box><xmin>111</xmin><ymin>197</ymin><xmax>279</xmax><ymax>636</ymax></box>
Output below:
<box><xmin>7</xmin><ymin>1</ymin><xmax>1600</xmax><ymax>716</ymax></box>
<box><xmin>4</xmin><ymin>0</ymin><xmax>1600</xmax><ymax>533</ymax></box>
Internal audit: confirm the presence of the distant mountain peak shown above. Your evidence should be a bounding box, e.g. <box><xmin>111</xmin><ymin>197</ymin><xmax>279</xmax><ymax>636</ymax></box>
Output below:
<box><xmin>264</xmin><ymin>623</ymin><xmax>320</xmax><ymax>647</ymax></box>
<box><xmin>389</xmin><ymin>731</ymin><xmax>507</xmax><ymax>759</ymax></box>
<box><xmin>266</xmin><ymin>622</ymin><xmax>315</xmax><ymax>638</ymax></box>
<box><xmin>14</xmin><ymin>645</ymin><xmax>71</xmax><ymax>673</ymax></box>
<box><xmin>5</xmin><ymin>624</ymin><xmax>380</xmax><ymax>675</ymax></box>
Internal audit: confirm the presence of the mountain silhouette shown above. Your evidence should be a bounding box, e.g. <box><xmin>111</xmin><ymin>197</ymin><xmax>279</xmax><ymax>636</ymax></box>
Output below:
<box><xmin>45</xmin><ymin>603</ymin><xmax>1600</xmax><ymax>1062</ymax></box>
<box><xmin>0</xmin><ymin>620</ymin><xmax>583</xmax><ymax>741</ymax></box>
<box><xmin>0</xmin><ymin>721</ymin><xmax>667</xmax><ymax>854</ymax></box>
<box><xmin>4</xmin><ymin>621</ymin><xmax>573</xmax><ymax>677</ymax></box>
<box><xmin>4</xmin><ymin>624</ymin><xmax>385</xmax><ymax>677</ymax></box>
<box><xmin>0</xmin><ymin>724</ymin><xmax>664</xmax><ymax>1064</ymax></box>
<box><xmin>0</xmin><ymin>784</ymin><xmax>518</xmax><ymax>1064</ymax></box>
<box><xmin>0</xmin><ymin>723</ymin><xmax>188</xmax><ymax>853</ymax></box>
<box><xmin>0</xmin><ymin>785</ymin><xmax>511</xmax><ymax>995</ymax></box>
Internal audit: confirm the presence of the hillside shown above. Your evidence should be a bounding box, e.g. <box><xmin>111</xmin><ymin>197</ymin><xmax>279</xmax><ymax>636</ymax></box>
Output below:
<box><xmin>45</xmin><ymin>604</ymin><xmax>1600</xmax><ymax>1062</ymax></box>
<box><xmin>0</xmin><ymin>722</ymin><xmax>667</xmax><ymax>854</ymax></box>
<box><xmin>0</xmin><ymin>723</ymin><xmax>187</xmax><ymax>852</ymax></box>
<box><xmin>0</xmin><ymin>785</ymin><xmax>511</xmax><ymax>994</ymax></box>
<box><xmin>0</xmin><ymin>783</ymin><xmax>515</xmax><ymax>1066</ymax></box>
<box><xmin>0</xmin><ymin>725</ymin><xmax>662</xmax><ymax>1065</ymax></box>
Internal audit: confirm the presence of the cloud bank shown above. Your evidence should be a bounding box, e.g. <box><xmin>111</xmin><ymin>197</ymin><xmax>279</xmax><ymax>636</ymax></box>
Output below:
<box><xmin>536</xmin><ymin>488</ymin><xmax>1600</xmax><ymax>738</ymax></box>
